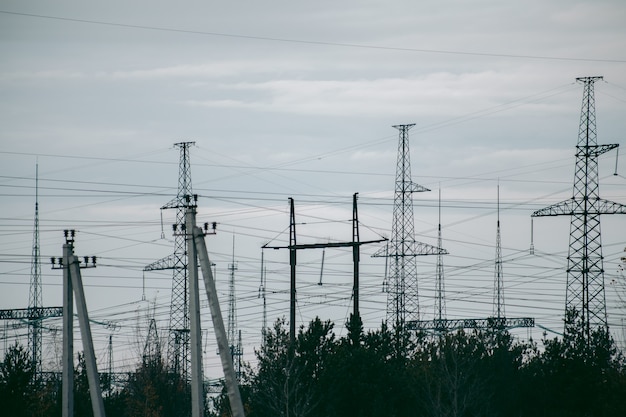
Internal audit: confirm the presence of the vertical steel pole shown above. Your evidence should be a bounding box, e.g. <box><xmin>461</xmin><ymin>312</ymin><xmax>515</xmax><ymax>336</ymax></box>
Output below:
<box><xmin>187</xmin><ymin>204</ymin><xmax>205</xmax><ymax>417</ymax></box>
<box><xmin>193</xmin><ymin>227</ymin><xmax>245</xmax><ymax>417</ymax></box>
<box><xmin>62</xmin><ymin>243</ymin><xmax>73</xmax><ymax>417</ymax></box>
<box><xmin>69</xmin><ymin>256</ymin><xmax>106</xmax><ymax>417</ymax></box>
<box><xmin>352</xmin><ymin>193</ymin><xmax>360</xmax><ymax>321</ymax></box>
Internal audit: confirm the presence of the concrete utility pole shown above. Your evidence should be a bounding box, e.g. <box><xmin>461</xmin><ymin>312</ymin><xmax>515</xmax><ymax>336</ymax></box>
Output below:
<box><xmin>52</xmin><ymin>230</ymin><xmax>105</xmax><ymax>417</ymax></box>
<box><xmin>193</xmin><ymin>224</ymin><xmax>245</xmax><ymax>417</ymax></box>
<box><xmin>533</xmin><ymin>76</ymin><xmax>625</xmax><ymax>339</ymax></box>
<box><xmin>185</xmin><ymin>199</ymin><xmax>204</xmax><ymax>417</ymax></box>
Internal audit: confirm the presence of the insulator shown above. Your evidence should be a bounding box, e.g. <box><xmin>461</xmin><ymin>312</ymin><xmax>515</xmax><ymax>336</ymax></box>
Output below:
<box><xmin>84</xmin><ymin>256</ymin><xmax>89</xmax><ymax>264</ymax></box>
<box><xmin>204</xmin><ymin>222</ymin><xmax>209</xmax><ymax>231</ymax></box>
<box><xmin>50</xmin><ymin>257</ymin><xmax>55</xmax><ymax>265</ymax></box>
<box><xmin>70</xmin><ymin>230</ymin><xmax>75</xmax><ymax>238</ymax></box>
<box><xmin>92</xmin><ymin>256</ymin><xmax>97</xmax><ymax>265</ymax></box>
<box><xmin>172</xmin><ymin>224</ymin><xmax>177</xmax><ymax>231</ymax></box>
<box><xmin>64</xmin><ymin>230</ymin><xmax>68</xmax><ymax>237</ymax></box>
<box><xmin>212</xmin><ymin>221</ymin><xmax>217</xmax><ymax>230</ymax></box>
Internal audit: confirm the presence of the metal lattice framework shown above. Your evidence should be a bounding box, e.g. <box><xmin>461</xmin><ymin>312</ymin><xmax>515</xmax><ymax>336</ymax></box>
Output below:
<box><xmin>434</xmin><ymin>189</ymin><xmax>446</xmax><ymax>322</ymax></box>
<box><xmin>493</xmin><ymin>185</ymin><xmax>505</xmax><ymax>319</ymax></box>
<box><xmin>227</xmin><ymin>237</ymin><xmax>242</xmax><ymax>380</ymax></box>
<box><xmin>373</xmin><ymin>124</ymin><xmax>447</xmax><ymax>327</ymax></box>
<box><xmin>144</xmin><ymin>141</ymin><xmax>194</xmax><ymax>378</ymax></box>
<box><xmin>28</xmin><ymin>164</ymin><xmax>43</xmax><ymax>376</ymax></box>
<box><xmin>533</xmin><ymin>76</ymin><xmax>624</xmax><ymax>338</ymax></box>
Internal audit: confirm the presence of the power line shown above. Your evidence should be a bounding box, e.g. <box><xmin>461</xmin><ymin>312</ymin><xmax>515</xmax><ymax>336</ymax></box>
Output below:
<box><xmin>1</xmin><ymin>10</ymin><xmax>624</xmax><ymax>63</ymax></box>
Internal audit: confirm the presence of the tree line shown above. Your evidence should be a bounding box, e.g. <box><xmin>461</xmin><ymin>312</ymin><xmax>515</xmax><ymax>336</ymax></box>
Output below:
<box><xmin>2</xmin><ymin>309</ymin><xmax>625</xmax><ymax>417</ymax></box>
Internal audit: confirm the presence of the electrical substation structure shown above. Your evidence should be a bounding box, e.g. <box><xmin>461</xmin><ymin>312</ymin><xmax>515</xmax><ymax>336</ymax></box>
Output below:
<box><xmin>532</xmin><ymin>76</ymin><xmax>625</xmax><ymax>339</ymax></box>
<box><xmin>409</xmin><ymin>186</ymin><xmax>534</xmax><ymax>333</ymax></box>
<box><xmin>144</xmin><ymin>141</ymin><xmax>195</xmax><ymax>379</ymax></box>
<box><xmin>372</xmin><ymin>124</ymin><xmax>447</xmax><ymax>329</ymax></box>
<box><xmin>0</xmin><ymin>164</ymin><xmax>63</xmax><ymax>381</ymax></box>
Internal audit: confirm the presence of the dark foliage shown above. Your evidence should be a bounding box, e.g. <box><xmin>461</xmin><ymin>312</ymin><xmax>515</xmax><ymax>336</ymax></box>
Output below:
<box><xmin>2</xmin><ymin>309</ymin><xmax>626</xmax><ymax>417</ymax></box>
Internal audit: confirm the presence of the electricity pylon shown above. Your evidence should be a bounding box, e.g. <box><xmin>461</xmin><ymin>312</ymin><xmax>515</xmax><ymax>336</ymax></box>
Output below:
<box><xmin>373</xmin><ymin>124</ymin><xmax>447</xmax><ymax>328</ymax></box>
<box><xmin>434</xmin><ymin>188</ymin><xmax>446</xmax><ymax>325</ymax></box>
<box><xmin>493</xmin><ymin>184</ymin><xmax>505</xmax><ymax>320</ymax></box>
<box><xmin>532</xmin><ymin>76</ymin><xmax>624</xmax><ymax>339</ymax></box>
<box><xmin>227</xmin><ymin>236</ymin><xmax>242</xmax><ymax>380</ymax></box>
<box><xmin>144</xmin><ymin>142</ymin><xmax>195</xmax><ymax>379</ymax></box>
<box><xmin>28</xmin><ymin>163</ymin><xmax>42</xmax><ymax>377</ymax></box>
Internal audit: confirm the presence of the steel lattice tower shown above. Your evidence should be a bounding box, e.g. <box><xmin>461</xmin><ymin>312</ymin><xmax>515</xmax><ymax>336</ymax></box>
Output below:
<box><xmin>28</xmin><ymin>163</ymin><xmax>42</xmax><ymax>377</ymax></box>
<box><xmin>434</xmin><ymin>188</ymin><xmax>446</xmax><ymax>323</ymax></box>
<box><xmin>145</xmin><ymin>142</ymin><xmax>194</xmax><ymax>378</ymax></box>
<box><xmin>493</xmin><ymin>185</ymin><xmax>505</xmax><ymax>319</ymax></box>
<box><xmin>533</xmin><ymin>77</ymin><xmax>624</xmax><ymax>339</ymax></box>
<box><xmin>374</xmin><ymin>124</ymin><xmax>446</xmax><ymax>327</ymax></box>
<box><xmin>227</xmin><ymin>236</ymin><xmax>242</xmax><ymax>380</ymax></box>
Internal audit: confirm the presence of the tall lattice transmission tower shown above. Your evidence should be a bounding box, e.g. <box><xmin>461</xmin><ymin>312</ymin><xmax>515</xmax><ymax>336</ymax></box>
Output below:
<box><xmin>28</xmin><ymin>163</ymin><xmax>42</xmax><ymax>376</ymax></box>
<box><xmin>144</xmin><ymin>142</ymin><xmax>195</xmax><ymax>378</ymax></box>
<box><xmin>434</xmin><ymin>188</ymin><xmax>446</xmax><ymax>324</ymax></box>
<box><xmin>227</xmin><ymin>236</ymin><xmax>242</xmax><ymax>380</ymax></box>
<box><xmin>374</xmin><ymin>124</ymin><xmax>447</xmax><ymax>327</ymax></box>
<box><xmin>533</xmin><ymin>76</ymin><xmax>624</xmax><ymax>339</ymax></box>
<box><xmin>493</xmin><ymin>185</ymin><xmax>505</xmax><ymax>320</ymax></box>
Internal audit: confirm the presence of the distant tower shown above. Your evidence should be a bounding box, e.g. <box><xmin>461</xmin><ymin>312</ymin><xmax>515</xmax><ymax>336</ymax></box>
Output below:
<box><xmin>533</xmin><ymin>77</ymin><xmax>624</xmax><ymax>338</ymax></box>
<box><xmin>143</xmin><ymin>317</ymin><xmax>161</xmax><ymax>363</ymax></box>
<box><xmin>227</xmin><ymin>236</ymin><xmax>242</xmax><ymax>380</ymax></box>
<box><xmin>493</xmin><ymin>185</ymin><xmax>505</xmax><ymax>320</ymax></box>
<box><xmin>374</xmin><ymin>124</ymin><xmax>447</xmax><ymax>327</ymax></box>
<box><xmin>28</xmin><ymin>163</ymin><xmax>42</xmax><ymax>377</ymax></box>
<box><xmin>434</xmin><ymin>188</ymin><xmax>446</xmax><ymax>324</ymax></box>
<box><xmin>144</xmin><ymin>142</ymin><xmax>194</xmax><ymax>378</ymax></box>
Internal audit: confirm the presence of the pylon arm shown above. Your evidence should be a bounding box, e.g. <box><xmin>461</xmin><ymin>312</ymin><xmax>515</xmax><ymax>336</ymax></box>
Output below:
<box><xmin>144</xmin><ymin>254</ymin><xmax>183</xmax><ymax>271</ymax></box>
<box><xmin>193</xmin><ymin>226</ymin><xmax>245</xmax><ymax>417</ymax></box>
<box><xmin>576</xmin><ymin>143</ymin><xmax>618</xmax><ymax>157</ymax></box>
<box><xmin>402</xmin><ymin>181</ymin><xmax>430</xmax><ymax>193</ymax></box>
<box><xmin>532</xmin><ymin>198</ymin><xmax>626</xmax><ymax>217</ymax></box>
<box><xmin>372</xmin><ymin>240</ymin><xmax>448</xmax><ymax>257</ymax></box>
<box><xmin>407</xmin><ymin>317</ymin><xmax>534</xmax><ymax>331</ymax></box>
<box><xmin>0</xmin><ymin>307</ymin><xmax>62</xmax><ymax>320</ymax></box>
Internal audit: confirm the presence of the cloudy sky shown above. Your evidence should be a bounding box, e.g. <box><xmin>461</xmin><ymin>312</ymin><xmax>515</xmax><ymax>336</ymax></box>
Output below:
<box><xmin>1</xmin><ymin>1</ymin><xmax>625</xmax><ymax>378</ymax></box>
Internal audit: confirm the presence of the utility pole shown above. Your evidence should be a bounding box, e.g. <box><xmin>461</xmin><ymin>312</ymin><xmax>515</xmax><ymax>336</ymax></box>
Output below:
<box><xmin>51</xmin><ymin>230</ymin><xmax>105</xmax><ymax>417</ymax></box>
<box><xmin>144</xmin><ymin>142</ymin><xmax>195</xmax><ymax>379</ymax></box>
<box><xmin>264</xmin><ymin>195</ymin><xmax>386</xmax><ymax>345</ymax></box>
<box><xmin>259</xmin><ymin>250</ymin><xmax>267</xmax><ymax>344</ymax></box>
<box><xmin>192</xmin><ymin>223</ymin><xmax>245</xmax><ymax>417</ymax></box>
<box><xmin>532</xmin><ymin>76</ymin><xmax>625</xmax><ymax>339</ymax></box>
<box><xmin>373</xmin><ymin>124</ymin><xmax>447</xmax><ymax>328</ymax></box>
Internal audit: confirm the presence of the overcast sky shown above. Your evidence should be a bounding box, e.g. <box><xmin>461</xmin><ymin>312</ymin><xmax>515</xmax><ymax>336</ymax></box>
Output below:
<box><xmin>1</xmin><ymin>1</ymin><xmax>625</xmax><ymax>378</ymax></box>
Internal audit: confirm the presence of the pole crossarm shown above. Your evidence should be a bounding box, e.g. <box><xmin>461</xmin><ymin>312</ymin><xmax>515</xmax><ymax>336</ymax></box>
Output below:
<box><xmin>263</xmin><ymin>238</ymin><xmax>387</xmax><ymax>251</ymax></box>
<box><xmin>404</xmin><ymin>181</ymin><xmax>431</xmax><ymax>193</ymax></box>
<box><xmin>372</xmin><ymin>240</ymin><xmax>448</xmax><ymax>257</ymax></box>
<box><xmin>532</xmin><ymin>198</ymin><xmax>626</xmax><ymax>217</ymax></box>
<box><xmin>143</xmin><ymin>254</ymin><xmax>183</xmax><ymax>271</ymax></box>
<box><xmin>407</xmin><ymin>317</ymin><xmax>535</xmax><ymax>332</ymax></box>
<box><xmin>0</xmin><ymin>307</ymin><xmax>63</xmax><ymax>321</ymax></box>
<box><xmin>576</xmin><ymin>143</ymin><xmax>619</xmax><ymax>157</ymax></box>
